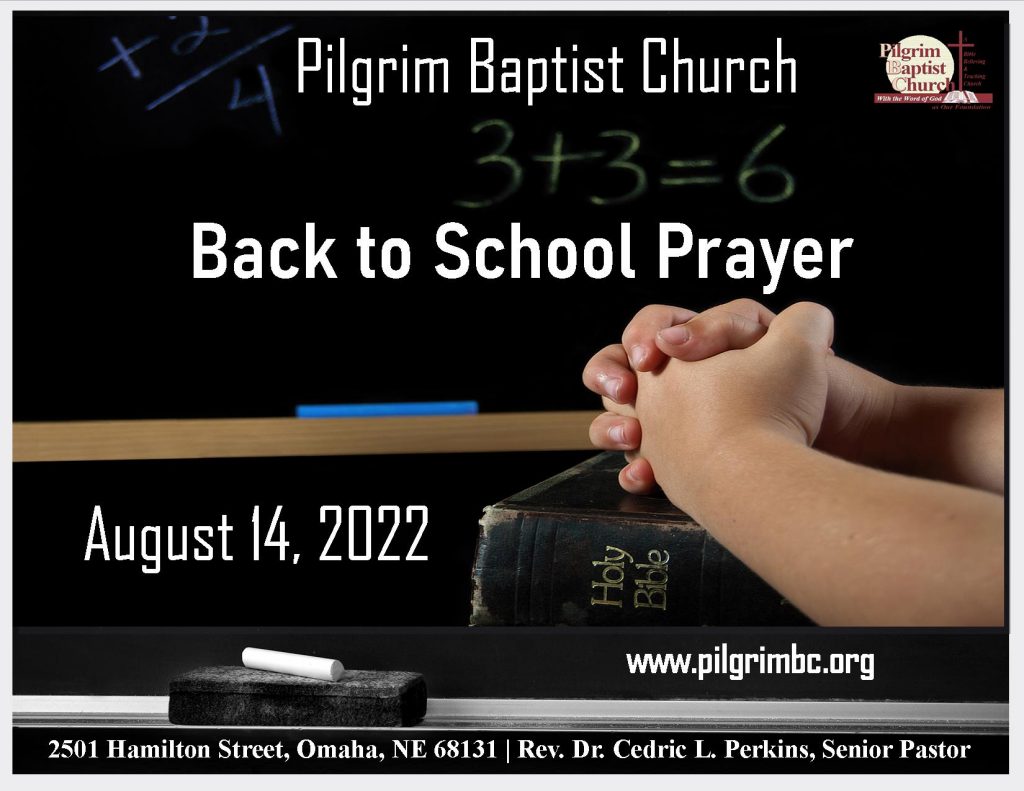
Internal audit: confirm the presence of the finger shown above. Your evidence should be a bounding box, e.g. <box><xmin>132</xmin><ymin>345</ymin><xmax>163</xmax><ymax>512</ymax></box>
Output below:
<box><xmin>655</xmin><ymin>310</ymin><xmax>767</xmax><ymax>361</ymax></box>
<box><xmin>601</xmin><ymin>396</ymin><xmax>637</xmax><ymax>418</ymax></box>
<box><xmin>655</xmin><ymin>298</ymin><xmax>775</xmax><ymax>360</ymax></box>
<box><xmin>618</xmin><ymin>457</ymin><xmax>657</xmax><ymax>494</ymax></box>
<box><xmin>582</xmin><ymin>344</ymin><xmax>637</xmax><ymax>404</ymax></box>
<box><xmin>767</xmin><ymin>302</ymin><xmax>835</xmax><ymax>350</ymax></box>
<box><xmin>713</xmin><ymin>298</ymin><xmax>777</xmax><ymax>328</ymax></box>
<box><xmin>633</xmin><ymin>299</ymin><xmax>774</xmax><ymax>365</ymax></box>
<box><xmin>622</xmin><ymin>305</ymin><xmax>698</xmax><ymax>372</ymax></box>
<box><xmin>588</xmin><ymin>413</ymin><xmax>642</xmax><ymax>451</ymax></box>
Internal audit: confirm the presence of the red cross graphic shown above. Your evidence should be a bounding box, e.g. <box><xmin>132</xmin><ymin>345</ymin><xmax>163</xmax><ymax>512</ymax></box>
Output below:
<box><xmin>946</xmin><ymin>30</ymin><xmax>975</xmax><ymax>93</ymax></box>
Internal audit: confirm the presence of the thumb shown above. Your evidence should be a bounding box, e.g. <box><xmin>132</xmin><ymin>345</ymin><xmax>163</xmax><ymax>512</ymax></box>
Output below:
<box><xmin>765</xmin><ymin>302</ymin><xmax>834</xmax><ymax>351</ymax></box>
<box><xmin>655</xmin><ymin>310</ymin><xmax>767</xmax><ymax>361</ymax></box>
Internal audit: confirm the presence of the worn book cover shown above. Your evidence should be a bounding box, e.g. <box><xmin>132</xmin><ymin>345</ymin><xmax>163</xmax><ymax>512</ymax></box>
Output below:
<box><xmin>471</xmin><ymin>453</ymin><xmax>811</xmax><ymax>626</ymax></box>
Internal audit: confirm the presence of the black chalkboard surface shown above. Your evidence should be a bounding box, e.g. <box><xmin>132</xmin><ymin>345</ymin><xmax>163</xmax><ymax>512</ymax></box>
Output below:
<box><xmin>14</xmin><ymin>12</ymin><xmax>1006</xmax><ymax>422</ymax></box>
<box><xmin>12</xmin><ymin>11</ymin><xmax>1008</xmax><ymax>701</ymax></box>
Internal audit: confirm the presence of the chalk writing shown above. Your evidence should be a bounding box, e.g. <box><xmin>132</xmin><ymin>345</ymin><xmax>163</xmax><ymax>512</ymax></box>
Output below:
<box><xmin>228</xmin><ymin>64</ymin><xmax>282</xmax><ymax>137</ymax></box>
<box><xmin>145</xmin><ymin>25</ymin><xmax>292</xmax><ymax>111</ymax></box>
<box><xmin>592</xmin><ymin>131</ymin><xmax>646</xmax><ymax>206</ymax></box>
<box><xmin>660</xmin><ymin>159</ymin><xmax>721</xmax><ymax>186</ymax></box>
<box><xmin>737</xmin><ymin>124</ymin><xmax>794</xmax><ymax>203</ymax></box>
<box><xmin>171</xmin><ymin>15</ymin><xmax>230</xmax><ymax>56</ymax></box>
<box><xmin>97</xmin><ymin>35</ymin><xmax>158</xmax><ymax>80</ymax></box>
<box><xmin>96</xmin><ymin>15</ymin><xmax>292</xmax><ymax>137</ymax></box>
<box><xmin>455</xmin><ymin>122</ymin><xmax>795</xmax><ymax>207</ymax></box>
<box><xmin>452</xmin><ymin>119</ymin><xmax>523</xmax><ymax>209</ymax></box>
<box><xmin>532</xmin><ymin>132</ymin><xmax>603</xmax><ymax>195</ymax></box>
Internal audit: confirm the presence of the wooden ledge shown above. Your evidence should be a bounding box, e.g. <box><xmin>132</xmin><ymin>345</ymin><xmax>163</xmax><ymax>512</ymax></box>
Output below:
<box><xmin>13</xmin><ymin>411</ymin><xmax>600</xmax><ymax>462</ymax></box>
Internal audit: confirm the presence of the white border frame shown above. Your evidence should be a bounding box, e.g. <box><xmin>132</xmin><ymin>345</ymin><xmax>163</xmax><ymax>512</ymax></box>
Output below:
<box><xmin>1</xmin><ymin>2</ymin><xmax>1020</xmax><ymax>788</ymax></box>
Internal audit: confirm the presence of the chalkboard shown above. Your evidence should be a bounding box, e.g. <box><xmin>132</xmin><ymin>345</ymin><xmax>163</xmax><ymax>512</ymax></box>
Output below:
<box><xmin>14</xmin><ymin>12</ymin><xmax>1006</xmax><ymax>422</ymax></box>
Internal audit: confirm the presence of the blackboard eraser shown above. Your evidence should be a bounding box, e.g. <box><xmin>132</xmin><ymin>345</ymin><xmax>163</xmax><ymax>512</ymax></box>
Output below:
<box><xmin>168</xmin><ymin>666</ymin><xmax>427</xmax><ymax>727</ymax></box>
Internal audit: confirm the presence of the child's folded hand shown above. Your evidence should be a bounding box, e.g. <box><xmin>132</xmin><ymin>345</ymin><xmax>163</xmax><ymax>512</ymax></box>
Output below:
<box><xmin>629</xmin><ymin>302</ymin><xmax>833</xmax><ymax>509</ymax></box>
<box><xmin>584</xmin><ymin>298</ymin><xmax>899</xmax><ymax>493</ymax></box>
<box><xmin>584</xmin><ymin>299</ymin><xmax>778</xmax><ymax>492</ymax></box>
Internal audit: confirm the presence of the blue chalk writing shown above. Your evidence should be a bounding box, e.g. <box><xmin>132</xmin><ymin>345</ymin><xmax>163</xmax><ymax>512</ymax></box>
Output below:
<box><xmin>229</xmin><ymin>64</ymin><xmax>282</xmax><ymax>137</ymax></box>
<box><xmin>98</xmin><ymin>34</ymin><xmax>158</xmax><ymax>80</ymax></box>
<box><xmin>172</xmin><ymin>15</ymin><xmax>230</xmax><ymax>56</ymax></box>
<box><xmin>145</xmin><ymin>23</ymin><xmax>293</xmax><ymax>111</ymax></box>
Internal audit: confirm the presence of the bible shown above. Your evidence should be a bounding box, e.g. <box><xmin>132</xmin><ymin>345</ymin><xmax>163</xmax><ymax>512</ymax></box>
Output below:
<box><xmin>470</xmin><ymin>452</ymin><xmax>811</xmax><ymax>626</ymax></box>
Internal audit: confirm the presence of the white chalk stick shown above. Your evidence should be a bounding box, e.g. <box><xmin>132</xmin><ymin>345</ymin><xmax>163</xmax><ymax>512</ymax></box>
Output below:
<box><xmin>242</xmin><ymin>647</ymin><xmax>345</xmax><ymax>682</ymax></box>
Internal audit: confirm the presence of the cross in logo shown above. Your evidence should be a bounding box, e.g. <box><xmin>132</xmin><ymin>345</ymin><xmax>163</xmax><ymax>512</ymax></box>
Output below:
<box><xmin>946</xmin><ymin>30</ymin><xmax>975</xmax><ymax>92</ymax></box>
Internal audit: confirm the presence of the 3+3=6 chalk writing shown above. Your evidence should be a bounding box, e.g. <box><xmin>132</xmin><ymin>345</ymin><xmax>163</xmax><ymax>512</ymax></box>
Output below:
<box><xmin>454</xmin><ymin>121</ymin><xmax>795</xmax><ymax>208</ymax></box>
